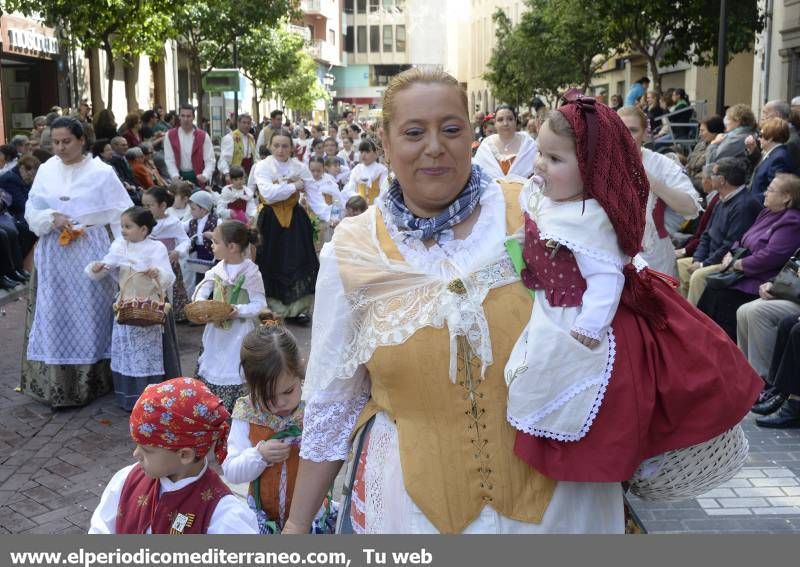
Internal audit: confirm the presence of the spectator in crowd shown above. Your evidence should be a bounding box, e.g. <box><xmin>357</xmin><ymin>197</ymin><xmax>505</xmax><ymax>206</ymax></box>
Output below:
<box><xmin>120</xmin><ymin>113</ymin><xmax>142</xmax><ymax>148</ymax></box>
<box><xmin>139</xmin><ymin>142</ymin><xmax>167</xmax><ymax>187</ymax></box>
<box><xmin>127</xmin><ymin>147</ymin><xmax>155</xmax><ymax>189</ymax></box>
<box><xmin>0</xmin><ymin>145</ymin><xmax>18</xmax><ymax>176</ymax></box>
<box><xmin>140</xmin><ymin>110</ymin><xmax>158</xmax><ymax>140</ymax></box>
<box><xmin>706</xmin><ymin>104</ymin><xmax>758</xmax><ymax>168</ymax></box>
<box><xmin>643</xmin><ymin>91</ymin><xmax>666</xmax><ymax>133</ymax></box>
<box><xmin>153</xmin><ymin>104</ymin><xmax>171</xmax><ymax>133</ymax></box>
<box><xmin>256</xmin><ymin>110</ymin><xmax>285</xmax><ymax>155</ymax></box>
<box><xmin>675</xmin><ymin>168</ymin><xmax>720</xmax><ymax>263</ymax></box>
<box><xmin>473</xmin><ymin>111</ymin><xmax>486</xmax><ymax>141</ymax></box>
<box><xmin>677</xmin><ymin>158</ymin><xmax>762</xmax><ymax>305</ymax></box>
<box><xmin>624</xmin><ymin>77</ymin><xmax>650</xmax><ymax>107</ymax></box>
<box><xmin>0</xmin><ymin>193</ymin><xmax>27</xmax><ymax>290</ymax></box>
<box><xmin>685</xmin><ymin>115</ymin><xmax>726</xmax><ymax>193</ymax></box>
<box><xmin>753</xmin><ymin>312</ymin><xmax>800</xmax><ymax>428</ymax></box>
<box><xmin>748</xmin><ymin>118</ymin><xmax>795</xmax><ymax>199</ymax></box>
<box><xmin>0</xmin><ymin>153</ymin><xmax>39</xmax><ymax>262</ymax></box>
<box><xmin>610</xmin><ymin>94</ymin><xmax>623</xmax><ymax>111</ymax></box>
<box><xmin>72</xmin><ymin>99</ymin><xmax>95</xmax><ymax>146</ymax></box>
<box><xmin>38</xmin><ymin>112</ymin><xmax>60</xmax><ymax>153</ymax></box>
<box><xmin>30</xmin><ymin>116</ymin><xmax>47</xmax><ymax>145</ymax></box>
<box><xmin>10</xmin><ymin>135</ymin><xmax>30</xmax><ymax>156</ymax></box>
<box><xmin>698</xmin><ymin>172</ymin><xmax>800</xmax><ymax>339</ymax></box>
<box><xmin>671</xmin><ymin>88</ymin><xmax>690</xmax><ymax>112</ymax></box>
<box><xmin>747</xmin><ymin>99</ymin><xmax>800</xmax><ymax>168</ymax></box>
<box><xmin>107</xmin><ymin>137</ymin><xmax>140</xmax><ymax>203</ymax></box>
<box><xmin>93</xmin><ymin>109</ymin><xmax>118</xmax><ymax>142</ymax></box>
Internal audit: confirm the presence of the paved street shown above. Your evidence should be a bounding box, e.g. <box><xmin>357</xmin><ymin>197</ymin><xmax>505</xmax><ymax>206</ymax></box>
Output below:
<box><xmin>1</xmin><ymin>291</ymin><xmax>800</xmax><ymax>534</ymax></box>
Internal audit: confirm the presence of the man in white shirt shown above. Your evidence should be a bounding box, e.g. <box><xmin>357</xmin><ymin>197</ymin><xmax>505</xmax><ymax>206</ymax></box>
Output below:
<box><xmin>163</xmin><ymin>104</ymin><xmax>216</xmax><ymax>188</ymax></box>
<box><xmin>217</xmin><ymin>113</ymin><xmax>257</xmax><ymax>184</ymax></box>
<box><xmin>255</xmin><ymin>109</ymin><xmax>284</xmax><ymax>156</ymax></box>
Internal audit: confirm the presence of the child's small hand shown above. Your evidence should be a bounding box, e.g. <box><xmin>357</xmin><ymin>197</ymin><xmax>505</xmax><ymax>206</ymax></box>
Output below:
<box><xmin>144</xmin><ymin>268</ymin><xmax>159</xmax><ymax>279</ymax></box>
<box><xmin>223</xmin><ymin>306</ymin><xmax>238</xmax><ymax>320</ymax></box>
<box><xmin>168</xmin><ymin>250</ymin><xmax>179</xmax><ymax>263</ymax></box>
<box><xmin>91</xmin><ymin>263</ymin><xmax>108</xmax><ymax>273</ymax></box>
<box><xmin>570</xmin><ymin>330</ymin><xmax>601</xmax><ymax>349</ymax></box>
<box><xmin>257</xmin><ymin>439</ymin><xmax>291</xmax><ymax>464</ymax></box>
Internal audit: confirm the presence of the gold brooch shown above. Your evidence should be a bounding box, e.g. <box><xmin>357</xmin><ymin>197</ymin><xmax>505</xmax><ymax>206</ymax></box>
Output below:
<box><xmin>447</xmin><ymin>279</ymin><xmax>467</xmax><ymax>295</ymax></box>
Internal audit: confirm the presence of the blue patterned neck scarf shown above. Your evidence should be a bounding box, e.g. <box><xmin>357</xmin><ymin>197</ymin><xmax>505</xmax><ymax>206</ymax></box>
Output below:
<box><xmin>383</xmin><ymin>165</ymin><xmax>487</xmax><ymax>243</ymax></box>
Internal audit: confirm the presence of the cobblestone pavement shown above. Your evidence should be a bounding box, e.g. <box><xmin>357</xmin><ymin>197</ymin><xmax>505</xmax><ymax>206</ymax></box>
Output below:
<box><xmin>2</xmin><ymin>292</ymin><xmax>800</xmax><ymax>534</ymax></box>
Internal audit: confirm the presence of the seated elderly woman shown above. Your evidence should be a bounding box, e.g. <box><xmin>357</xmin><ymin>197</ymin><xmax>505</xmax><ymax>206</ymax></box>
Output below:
<box><xmin>126</xmin><ymin>146</ymin><xmax>155</xmax><ymax>189</ymax></box>
<box><xmin>685</xmin><ymin>116</ymin><xmax>725</xmax><ymax>193</ymax></box>
<box><xmin>705</xmin><ymin>104</ymin><xmax>758</xmax><ymax>168</ymax></box>
<box><xmin>749</xmin><ymin>117</ymin><xmax>796</xmax><ymax>198</ymax></box>
<box><xmin>699</xmin><ymin>173</ymin><xmax>800</xmax><ymax>339</ymax></box>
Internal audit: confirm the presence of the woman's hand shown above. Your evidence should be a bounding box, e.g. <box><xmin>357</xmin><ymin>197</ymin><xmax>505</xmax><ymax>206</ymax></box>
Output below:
<box><xmin>675</xmin><ymin>248</ymin><xmax>686</xmax><ymax>259</ymax></box>
<box><xmin>711</xmin><ymin>133</ymin><xmax>726</xmax><ymax>145</ymax></box>
<box><xmin>758</xmin><ymin>282</ymin><xmax>774</xmax><ymax>300</ymax></box>
<box><xmin>687</xmin><ymin>261</ymin><xmax>703</xmax><ymax>274</ymax></box>
<box><xmin>744</xmin><ymin>135</ymin><xmax>758</xmax><ymax>154</ymax></box>
<box><xmin>168</xmin><ymin>250</ymin><xmax>179</xmax><ymax>263</ymax></box>
<box><xmin>570</xmin><ymin>330</ymin><xmax>600</xmax><ymax>349</ymax></box>
<box><xmin>53</xmin><ymin>213</ymin><xmax>72</xmax><ymax>230</ymax></box>
<box><xmin>721</xmin><ymin>252</ymin><xmax>733</xmax><ymax>270</ymax></box>
<box><xmin>91</xmin><ymin>263</ymin><xmax>108</xmax><ymax>273</ymax></box>
<box><xmin>222</xmin><ymin>306</ymin><xmax>238</xmax><ymax>321</ymax></box>
<box><xmin>257</xmin><ymin>439</ymin><xmax>291</xmax><ymax>464</ymax></box>
<box><xmin>294</xmin><ymin>179</ymin><xmax>305</xmax><ymax>192</ymax></box>
<box><xmin>733</xmin><ymin>259</ymin><xmax>744</xmax><ymax>272</ymax></box>
<box><xmin>144</xmin><ymin>268</ymin><xmax>159</xmax><ymax>279</ymax></box>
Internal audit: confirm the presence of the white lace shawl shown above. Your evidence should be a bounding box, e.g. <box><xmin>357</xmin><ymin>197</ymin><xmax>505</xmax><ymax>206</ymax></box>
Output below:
<box><xmin>25</xmin><ymin>155</ymin><xmax>132</xmax><ymax>236</ymax></box>
<box><xmin>473</xmin><ymin>132</ymin><xmax>538</xmax><ymax>182</ymax></box>
<box><xmin>301</xmin><ymin>180</ymin><xmax>518</xmax><ymax>461</ymax></box>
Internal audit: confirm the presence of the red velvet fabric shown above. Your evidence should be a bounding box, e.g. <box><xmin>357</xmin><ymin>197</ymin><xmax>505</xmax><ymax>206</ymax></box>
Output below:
<box><xmin>115</xmin><ymin>464</ymin><xmax>230</xmax><ymax>534</ymax></box>
<box><xmin>514</xmin><ymin>270</ymin><xmax>762</xmax><ymax>482</ymax></box>
<box><xmin>168</xmin><ymin>128</ymin><xmax>207</xmax><ymax>187</ymax></box>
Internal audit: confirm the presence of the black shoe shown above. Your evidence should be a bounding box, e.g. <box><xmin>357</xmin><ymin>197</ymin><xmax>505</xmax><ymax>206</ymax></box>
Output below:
<box><xmin>14</xmin><ymin>270</ymin><xmax>30</xmax><ymax>281</ymax></box>
<box><xmin>751</xmin><ymin>393</ymin><xmax>788</xmax><ymax>415</ymax></box>
<box><xmin>0</xmin><ymin>275</ymin><xmax>19</xmax><ymax>290</ymax></box>
<box><xmin>294</xmin><ymin>313</ymin><xmax>311</xmax><ymax>326</ymax></box>
<box><xmin>755</xmin><ymin>399</ymin><xmax>800</xmax><ymax>429</ymax></box>
<box><xmin>756</xmin><ymin>385</ymin><xmax>778</xmax><ymax>404</ymax></box>
<box><xmin>7</xmin><ymin>271</ymin><xmax>26</xmax><ymax>284</ymax></box>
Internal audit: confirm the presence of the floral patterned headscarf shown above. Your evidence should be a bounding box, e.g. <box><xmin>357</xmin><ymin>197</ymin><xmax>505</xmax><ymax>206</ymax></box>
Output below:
<box><xmin>130</xmin><ymin>378</ymin><xmax>231</xmax><ymax>464</ymax></box>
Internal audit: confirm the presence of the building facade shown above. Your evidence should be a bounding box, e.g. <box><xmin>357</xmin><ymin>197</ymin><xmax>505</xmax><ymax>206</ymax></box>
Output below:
<box><xmin>0</xmin><ymin>13</ymin><xmax>69</xmax><ymax>142</ymax></box>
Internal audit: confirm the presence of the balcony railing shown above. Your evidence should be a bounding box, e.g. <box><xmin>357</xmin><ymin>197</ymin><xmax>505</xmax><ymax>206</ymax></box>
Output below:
<box><xmin>301</xmin><ymin>0</ymin><xmax>322</xmax><ymax>14</ymax></box>
<box><xmin>307</xmin><ymin>39</ymin><xmax>339</xmax><ymax>65</ymax></box>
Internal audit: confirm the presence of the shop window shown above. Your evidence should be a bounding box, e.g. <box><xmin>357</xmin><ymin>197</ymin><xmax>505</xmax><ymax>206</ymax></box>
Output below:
<box><xmin>383</xmin><ymin>25</ymin><xmax>393</xmax><ymax>52</ymax></box>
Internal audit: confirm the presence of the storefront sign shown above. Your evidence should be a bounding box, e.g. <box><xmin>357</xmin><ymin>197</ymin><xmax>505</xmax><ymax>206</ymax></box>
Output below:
<box><xmin>7</xmin><ymin>27</ymin><xmax>59</xmax><ymax>55</ymax></box>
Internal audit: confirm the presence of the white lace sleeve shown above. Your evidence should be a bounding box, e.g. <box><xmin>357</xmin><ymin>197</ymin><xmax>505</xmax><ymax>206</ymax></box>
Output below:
<box><xmin>571</xmin><ymin>250</ymin><xmax>624</xmax><ymax>339</ymax></box>
<box><xmin>300</xmin><ymin>367</ymin><xmax>371</xmax><ymax>462</ymax></box>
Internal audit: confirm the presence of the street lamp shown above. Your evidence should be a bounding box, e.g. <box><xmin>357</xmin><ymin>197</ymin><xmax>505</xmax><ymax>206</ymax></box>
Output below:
<box><xmin>716</xmin><ymin>0</ymin><xmax>728</xmax><ymax>116</ymax></box>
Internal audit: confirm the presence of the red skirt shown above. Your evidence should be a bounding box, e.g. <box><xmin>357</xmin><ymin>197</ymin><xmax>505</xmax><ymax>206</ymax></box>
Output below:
<box><xmin>514</xmin><ymin>270</ymin><xmax>762</xmax><ymax>482</ymax></box>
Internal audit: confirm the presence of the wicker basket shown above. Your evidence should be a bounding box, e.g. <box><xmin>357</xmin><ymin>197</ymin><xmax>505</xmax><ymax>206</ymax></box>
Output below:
<box><xmin>113</xmin><ymin>273</ymin><xmax>171</xmax><ymax>327</ymax></box>
<box><xmin>185</xmin><ymin>282</ymin><xmax>233</xmax><ymax>324</ymax></box>
<box><xmin>628</xmin><ymin>425</ymin><xmax>749</xmax><ymax>502</ymax></box>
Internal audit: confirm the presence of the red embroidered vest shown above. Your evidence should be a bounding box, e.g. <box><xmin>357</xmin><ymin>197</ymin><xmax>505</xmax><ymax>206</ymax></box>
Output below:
<box><xmin>522</xmin><ymin>214</ymin><xmax>587</xmax><ymax>308</ymax></box>
<box><xmin>168</xmin><ymin>127</ymin><xmax>207</xmax><ymax>186</ymax></box>
<box><xmin>115</xmin><ymin>464</ymin><xmax>231</xmax><ymax>534</ymax></box>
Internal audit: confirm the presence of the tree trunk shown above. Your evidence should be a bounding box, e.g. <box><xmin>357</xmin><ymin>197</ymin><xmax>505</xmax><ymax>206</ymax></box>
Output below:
<box><xmin>646</xmin><ymin>52</ymin><xmax>661</xmax><ymax>95</ymax></box>
<box><xmin>123</xmin><ymin>62</ymin><xmax>139</xmax><ymax>112</ymax></box>
<box><xmin>87</xmin><ymin>48</ymin><xmax>105</xmax><ymax>111</ymax></box>
<box><xmin>192</xmin><ymin>59</ymin><xmax>206</xmax><ymax>120</ymax></box>
<box><xmin>103</xmin><ymin>39</ymin><xmax>115</xmax><ymax>113</ymax></box>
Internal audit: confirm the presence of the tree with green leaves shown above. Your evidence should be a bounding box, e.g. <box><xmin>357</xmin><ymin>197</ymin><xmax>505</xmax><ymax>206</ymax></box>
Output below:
<box><xmin>484</xmin><ymin>0</ymin><xmax>614</xmax><ymax>106</ymax></box>
<box><xmin>236</xmin><ymin>26</ymin><xmax>305</xmax><ymax>122</ymax></box>
<box><xmin>274</xmin><ymin>51</ymin><xmax>330</xmax><ymax>114</ymax></box>
<box><xmin>2</xmin><ymin>0</ymin><xmax>182</xmax><ymax>111</ymax></box>
<box><xmin>587</xmin><ymin>0</ymin><xmax>764</xmax><ymax>93</ymax></box>
<box><xmin>173</xmin><ymin>0</ymin><xmax>299</xmax><ymax>117</ymax></box>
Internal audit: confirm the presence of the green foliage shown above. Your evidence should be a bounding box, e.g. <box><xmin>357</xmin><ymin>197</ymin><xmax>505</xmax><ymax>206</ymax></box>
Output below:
<box><xmin>588</xmin><ymin>0</ymin><xmax>764</xmax><ymax>90</ymax></box>
<box><xmin>237</xmin><ymin>25</ymin><xmax>305</xmax><ymax>103</ymax></box>
<box><xmin>274</xmin><ymin>52</ymin><xmax>330</xmax><ymax>113</ymax></box>
<box><xmin>484</xmin><ymin>0</ymin><xmax>613</xmax><ymax>104</ymax></box>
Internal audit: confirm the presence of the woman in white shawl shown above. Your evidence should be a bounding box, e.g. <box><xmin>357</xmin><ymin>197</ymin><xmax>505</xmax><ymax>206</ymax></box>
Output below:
<box><xmin>21</xmin><ymin>117</ymin><xmax>133</xmax><ymax>407</ymax></box>
<box><xmin>473</xmin><ymin>104</ymin><xmax>538</xmax><ymax>183</ymax></box>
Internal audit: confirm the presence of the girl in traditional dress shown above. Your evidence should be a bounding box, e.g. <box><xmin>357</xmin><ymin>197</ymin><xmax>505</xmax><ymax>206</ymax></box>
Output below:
<box><xmin>339</xmin><ymin>136</ymin><xmax>359</xmax><ymax>169</ymax></box>
<box><xmin>218</xmin><ymin>165</ymin><xmax>256</xmax><ymax>226</ymax></box>
<box><xmin>305</xmin><ymin>157</ymin><xmax>345</xmax><ymax>248</ymax></box>
<box><xmin>504</xmin><ymin>92</ymin><xmax>762</xmax><ymax>483</ymax></box>
<box><xmin>223</xmin><ymin>314</ymin><xmax>336</xmax><ymax>534</ymax></box>
<box><xmin>473</xmin><ymin>104</ymin><xmax>538</xmax><ymax>183</ymax></box>
<box><xmin>184</xmin><ymin>191</ymin><xmax>219</xmax><ymax>288</ymax></box>
<box><xmin>343</xmin><ymin>140</ymin><xmax>388</xmax><ymax>206</ymax></box>
<box><xmin>165</xmin><ymin>181</ymin><xmax>193</xmax><ymax>222</ymax></box>
<box><xmin>195</xmin><ymin>220</ymin><xmax>266</xmax><ymax>411</ymax></box>
<box><xmin>22</xmin><ymin>117</ymin><xmax>132</xmax><ymax>408</ymax></box>
<box><xmin>251</xmin><ymin>130</ymin><xmax>317</xmax><ymax>323</ymax></box>
<box><xmin>142</xmin><ymin>187</ymin><xmax>190</xmax><ymax>323</ymax></box>
<box><xmin>86</xmin><ymin>207</ymin><xmax>175</xmax><ymax>410</ymax></box>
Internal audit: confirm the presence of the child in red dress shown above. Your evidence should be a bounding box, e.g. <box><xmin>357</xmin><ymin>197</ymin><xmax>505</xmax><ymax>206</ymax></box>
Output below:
<box><xmin>505</xmin><ymin>91</ymin><xmax>762</xmax><ymax>482</ymax></box>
